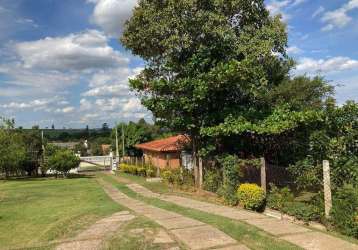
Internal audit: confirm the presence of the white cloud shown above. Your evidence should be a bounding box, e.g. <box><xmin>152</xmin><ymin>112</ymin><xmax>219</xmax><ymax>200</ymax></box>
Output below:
<box><xmin>82</xmin><ymin>66</ymin><xmax>143</xmax><ymax>97</ymax></box>
<box><xmin>321</xmin><ymin>0</ymin><xmax>358</xmax><ymax>31</ymax></box>
<box><xmin>88</xmin><ymin>0</ymin><xmax>137</xmax><ymax>37</ymax></box>
<box><xmin>312</xmin><ymin>6</ymin><xmax>325</xmax><ymax>18</ymax></box>
<box><xmin>266</xmin><ymin>0</ymin><xmax>308</xmax><ymax>21</ymax></box>
<box><xmin>287</xmin><ymin>46</ymin><xmax>302</xmax><ymax>54</ymax></box>
<box><xmin>266</xmin><ymin>0</ymin><xmax>291</xmax><ymax>21</ymax></box>
<box><xmin>55</xmin><ymin>106</ymin><xmax>75</xmax><ymax>114</ymax></box>
<box><xmin>292</xmin><ymin>0</ymin><xmax>307</xmax><ymax>7</ymax></box>
<box><xmin>295</xmin><ymin>56</ymin><xmax>358</xmax><ymax>75</ymax></box>
<box><xmin>15</xmin><ymin>30</ymin><xmax>129</xmax><ymax>71</ymax></box>
<box><xmin>0</xmin><ymin>96</ymin><xmax>70</xmax><ymax>112</ymax></box>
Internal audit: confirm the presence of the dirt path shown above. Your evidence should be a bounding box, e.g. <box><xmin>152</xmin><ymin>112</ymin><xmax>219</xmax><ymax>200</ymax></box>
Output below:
<box><xmin>126</xmin><ymin>183</ymin><xmax>358</xmax><ymax>250</ymax></box>
<box><xmin>55</xmin><ymin>211</ymin><xmax>135</xmax><ymax>250</ymax></box>
<box><xmin>98</xmin><ymin>179</ymin><xmax>249</xmax><ymax>250</ymax></box>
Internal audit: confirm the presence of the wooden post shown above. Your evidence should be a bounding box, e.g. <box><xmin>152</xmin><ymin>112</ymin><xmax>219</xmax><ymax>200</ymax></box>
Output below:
<box><xmin>193</xmin><ymin>156</ymin><xmax>198</xmax><ymax>188</ymax></box>
<box><xmin>135</xmin><ymin>157</ymin><xmax>138</xmax><ymax>166</ymax></box>
<box><xmin>260</xmin><ymin>157</ymin><xmax>267</xmax><ymax>193</ymax></box>
<box><xmin>198</xmin><ymin>158</ymin><xmax>203</xmax><ymax>189</ymax></box>
<box><xmin>323</xmin><ymin>160</ymin><xmax>332</xmax><ymax>218</ymax></box>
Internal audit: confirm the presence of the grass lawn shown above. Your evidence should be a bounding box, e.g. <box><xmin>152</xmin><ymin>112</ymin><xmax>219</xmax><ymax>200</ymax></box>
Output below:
<box><xmin>116</xmin><ymin>172</ymin><xmax>225</xmax><ymax>205</ymax></box>
<box><xmin>100</xmin><ymin>173</ymin><xmax>302</xmax><ymax>250</ymax></box>
<box><xmin>0</xmin><ymin>176</ymin><xmax>123</xmax><ymax>249</ymax></box>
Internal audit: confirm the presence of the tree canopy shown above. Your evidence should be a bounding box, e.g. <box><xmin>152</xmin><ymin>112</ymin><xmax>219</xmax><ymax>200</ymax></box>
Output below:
<box><xmin>122</xmin><ymin>0</ymin><xmax>332</xmax><ymax>161</ymax></box>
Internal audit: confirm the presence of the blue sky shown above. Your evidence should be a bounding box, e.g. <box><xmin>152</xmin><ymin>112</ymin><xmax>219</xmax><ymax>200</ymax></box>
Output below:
<box><xmin>0</xmin><ymin>0</ymin><xmax>357</xmax><ymax>128</ymax></box>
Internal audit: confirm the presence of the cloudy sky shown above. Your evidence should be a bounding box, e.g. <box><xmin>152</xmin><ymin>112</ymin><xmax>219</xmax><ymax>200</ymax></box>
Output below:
<box><xmin>0</xmin><ymin>0</ymin><xmax>357</xmax><ymax>128</ymax></box>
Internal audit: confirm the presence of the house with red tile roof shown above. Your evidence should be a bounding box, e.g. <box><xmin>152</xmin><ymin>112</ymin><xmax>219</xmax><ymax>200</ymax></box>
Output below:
<box><xmin>135</xmin><ymin>135</ymin><xmax>190</xmax><ymax>169</ymax></box>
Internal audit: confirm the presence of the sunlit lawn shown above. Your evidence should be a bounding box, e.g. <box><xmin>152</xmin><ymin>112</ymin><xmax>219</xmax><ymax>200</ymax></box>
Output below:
<box><xmin>0</xmin><ymin>176</ymin><xmax>122</xmax><ymax>249</ymax></box>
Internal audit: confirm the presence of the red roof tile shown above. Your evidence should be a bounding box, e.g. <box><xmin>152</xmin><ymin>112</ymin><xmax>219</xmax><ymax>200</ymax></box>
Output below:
<box><xmin>135</xmin><ymin>135</ymin><xmax>189</xmax><ymax>152</ymax></box>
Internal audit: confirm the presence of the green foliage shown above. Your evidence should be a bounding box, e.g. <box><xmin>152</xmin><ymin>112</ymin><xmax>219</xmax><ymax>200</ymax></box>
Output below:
<box><xmin>112</xmin><ymin>119</ymin><xmax>161</xmax><ymax>157</ymax></box>
<box><xmin>266</xmin><ymin>184</ymin><xmax>294</xmax><ymax>210</ymax></box>
<box><xmin>202</xmin><ymin>107</ymin><xmax>322</xmax><ymax>137</ymax></box>
<box><xmin>160</xmin><ymin>169</ymin><xmax>181</xmax><ymax>186</ymax></box>
<box><xmin>203</xmin><ymin>169</ymin><xmax>222</xmax><ymax>193</ymax></box>
<box><xmin>281</xmin><ymin>201</ymin><xmax>321</xmax><ymax>222</ymax></box>
<box><xmin>121</xmin><ymin>0</ymin><xmax>311</xmax><ymax>159</ymax></box>
<box><xmin>162</xmin><ymin>170</ymin><xmax>174</xmax><ymax>185</ymax></box>
<box><xmin>48</xmin><ymin>149</ymin><xmax>80</xmax><ymax>177</ymax></box>
<box><xmin>217</xmin><ymin>155</ymin><xmax>242</xmax><ymax>205</ymax></box>
<box><xmin>0</xmin><ymin>119</ymin><xmax>26</xmax><ymax>177</ymax></box>
<box><xmin>237</xmin><ymin>183</ymin><xmax>266</xmax><ymax>211</ymax></box>
<box><xmin>288</xmin><ymin>157</ymin><xmax>322</xmax><ymax>191</ymax></box>
<box><xmin>120</xmin><ymin>163</ymin><xmax>157</xmax><ymax>178</ymax></box>
<box><xmin>20</xmin><ymin>127</ymin><xmax>43</xmax><ymax>175</ymax></box>
<box><xmin>289</xmin><ymin>101</ymin><xmax>358</xmax><ymax>190</ymax></box>
<box><xmin>331</xmin><ymin>185</ymin><xmax>358</xmax><ymax>238</ymax></box>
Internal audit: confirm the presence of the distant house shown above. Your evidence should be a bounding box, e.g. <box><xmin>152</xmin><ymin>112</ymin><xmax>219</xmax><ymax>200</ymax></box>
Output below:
<box><xmin>135</xmin><ymin>135</ymin><xmax>190</xmax><ymax>169</ymax></box>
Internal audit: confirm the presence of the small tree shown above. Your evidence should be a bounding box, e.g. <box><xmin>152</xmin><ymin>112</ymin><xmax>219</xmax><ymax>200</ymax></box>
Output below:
<box><xmin>48</xmin><ymin>149</ymin><xmax>80</xmax><ymax>178</ymax></box>
<box><xmin>0</xmin><ymin>118</ymin><xmax>26</xmax><ymax>178</ymax></box>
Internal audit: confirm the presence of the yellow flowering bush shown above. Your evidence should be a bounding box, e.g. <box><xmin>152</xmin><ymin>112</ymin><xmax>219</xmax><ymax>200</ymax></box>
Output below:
<box><xmin>237</xmin><ymin>183</ymin><xmax>266</xmax><ymax>211</ymax></box>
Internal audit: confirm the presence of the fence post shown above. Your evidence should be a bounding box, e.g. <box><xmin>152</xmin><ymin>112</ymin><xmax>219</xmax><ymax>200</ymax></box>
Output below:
<box><xmin>260</xmin><ymin>157</ymin><xmax>267</xmax><ymax>194</ymax></box>
<box><xmin>323</xmin><ymin>160</ymin><xmax>332</xmax><ymax>218</ymax></box>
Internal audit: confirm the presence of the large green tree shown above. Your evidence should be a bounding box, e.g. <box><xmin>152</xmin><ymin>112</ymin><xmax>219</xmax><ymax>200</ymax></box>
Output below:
<box><xmin>121</xmin><ymin>0</ymin><xmax>332</xmax><ymax>184</ymax></box>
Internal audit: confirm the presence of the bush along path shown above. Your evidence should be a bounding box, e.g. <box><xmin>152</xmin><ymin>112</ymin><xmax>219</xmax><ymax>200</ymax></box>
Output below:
<box><xmin>97</xmin><ymin>178</ymin><xmax>249</xmax><ymax>250</ymax></box>
<box><xmin>125</xmin><ymin>183</ymin><xmax>358</xmax><ymax>250</ymax></box>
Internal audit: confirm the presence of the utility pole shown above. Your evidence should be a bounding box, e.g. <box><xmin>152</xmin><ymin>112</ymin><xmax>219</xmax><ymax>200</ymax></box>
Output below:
<box><xmin>122</xmin><ymin>123</ymin><xmax>125</xmax><ymax>157</ymax></box>
<box><xmin>41</xmin><ymin>131</ymin><xmax>45</xmax><ymax>176</ymax></box>
<box><xmin>115</xmin><ymin>124</ymin><xmax>119</xmax><ymax>160</ymax></box>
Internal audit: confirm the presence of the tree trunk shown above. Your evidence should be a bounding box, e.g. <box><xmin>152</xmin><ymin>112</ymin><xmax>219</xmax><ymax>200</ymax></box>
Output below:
<box><xmin>192</xmin><ymin>137</ymin><xmax>199</xmax><ymax>189</ymax></box>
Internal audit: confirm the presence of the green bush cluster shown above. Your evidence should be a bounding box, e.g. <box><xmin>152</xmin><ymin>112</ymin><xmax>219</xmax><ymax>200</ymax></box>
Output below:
<box><xmin>331</xmin><ymin>185</ymin><xmax>358</xmax><ymax>238</ymax></box>
<box><xmin>267</xmin><ymin>184</ymin><xmax>294</xmax><ymax>210</ymax></box>
<box><xmin>161</xmin><ymin>168</ymin><xmax>194</xmax><ymax>186</ymax></box>
<box><xmin>237</xmin><ymin>183</ymin><xmax>266</xmax><ymax>211</ymax></box>
<box><xmin>267</xmin><ymin>184</ymin><xmax>323</xmax><ymax>222</ymax></box>
<box><xmin>281</xmin><ymin>201</ymin><xmax>321</xmax><ymax>222</ymax></box>
<box><xmin>120</xmin><ymin>163</ymin><xmax>156</xmax><ymax>178</ymax></box>
<box><xmin>217</xmin><ymin>155</ymin><xmax>242</xmax><ymax>205</ymax></box>
<box><xmin>203</xmin><ymin>169</ymin><xmax>222</xmax><ymax>193</ymax></box>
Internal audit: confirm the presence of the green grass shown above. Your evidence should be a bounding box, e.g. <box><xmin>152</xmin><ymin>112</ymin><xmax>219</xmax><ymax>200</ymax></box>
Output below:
<box><xmin>115</xmin><ymin>172</ymin><xmax>171</xmax><ymax>194</ymax></box>
<box><xmin>0</xmin><ymin>176</ymin><xmax>123</xmax><ymax>249</ymax></box>
<box><xmin>100</xmin><ymin>174</ymin><xmax>302</xmax><ymax>250</ymax></box>
<box><xmin>103</xmin><ymin>216</ymin><xmax>184</xmax><ymax>250</ymax></box>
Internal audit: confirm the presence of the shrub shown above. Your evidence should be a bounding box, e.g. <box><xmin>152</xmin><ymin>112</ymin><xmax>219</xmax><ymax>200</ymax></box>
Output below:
<box><xmin>331</xmin><ymin>185</ymin><xmax>358</xmax><ymax>238</ymax></box>
<box><xmin>182</xmin><ymin>168</ymin><xmax>195</xmax><ymax>186</ymax></box>
<box><xmin>171</xmin><ymin>169</ymin><xmax>183</xmax><ymax>186</ymax></box>
<box><xmin>203</xmin><ymin>170</ymin><xmax>222</xmax><ymax>193</ymax></box>
<box><xmin>48</xmin><ymin>149</ymin><xmax>80</xmax><ymax>177</ymax></box>
<box><xmin>267</xmin><ymin>184</ymin><xmax>294</xmax><ymax>210</ymax></box>
<box><xmin>162</xmin><ymin>170</ymin><xmax>174</xmax><ymax>184</ymax></box>
<box><xmin>281</xmin><ymin>201</ymin><xmax>321</xmax><ymax>222</ymax></box>
<box><xmin>237</xmin><ymin>183</ymin><xmax>266</xmax><ymax>211</ymax></box>
<box><xmin>145</xmin><ymin>165</ymin><xmax>156</xmax><ymax>177</ymax></box>
<box><xmin>217</xmin><ymin>155</ymin><xmax>242</xmax><ymax>205</ymax></box>
<box><xmin>137</xmin><ymin>167</ymin><xmax>146</xmax><ymax>176</ymax></box>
